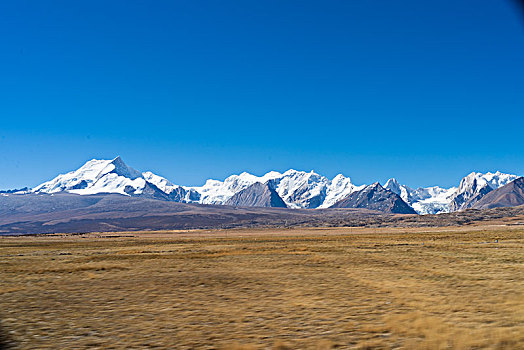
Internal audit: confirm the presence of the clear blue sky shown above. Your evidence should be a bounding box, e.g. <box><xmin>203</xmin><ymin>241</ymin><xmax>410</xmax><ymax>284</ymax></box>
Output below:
<box><xmin>1</xmin><ymin>0</ymin><xmax>523</xmax><ymax>189</ymax></box>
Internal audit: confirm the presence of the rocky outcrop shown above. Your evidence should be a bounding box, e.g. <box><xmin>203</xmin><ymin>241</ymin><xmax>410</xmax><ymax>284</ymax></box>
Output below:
<box><xmin>471</xmin><ymin>177</ymin><xmax>524</xmax><ymax>209</ymax></box>
<box><xmin>331</xmin><ymin>182</ymin><xmax>416</xmax><ymax>214</ymax></box>
<box><xmin>225</xmin><ymin>182</ymin><xmax>287</xmax><ymax>208</ymax></box>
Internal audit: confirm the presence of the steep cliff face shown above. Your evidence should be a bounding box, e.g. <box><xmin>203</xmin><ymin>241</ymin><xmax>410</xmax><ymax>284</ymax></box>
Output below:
<box><xmin>225</xmin><ymin>182</ymin><xmax>287</xmax><ymax>208</ymax></box>
<box><xmin>448</xmin><ymin>172</ymin><xmax>519</xmax><ymax>211</ymax></box>
<box><xmin>472</xmin><ymin>177</ymin><xmax>524</xmax><ymax>210</ymax></box>
<box><xmin>331</xmin><ymin>183</ymin><xmax>416</xmax><ymax>214</ymax></box>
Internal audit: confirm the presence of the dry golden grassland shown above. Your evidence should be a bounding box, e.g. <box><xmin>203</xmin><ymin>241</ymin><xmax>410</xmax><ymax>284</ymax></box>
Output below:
<box><xmin>0</xmin><ymin>225</ymin><xmax>523</xmax><ymax>349</ymax></box>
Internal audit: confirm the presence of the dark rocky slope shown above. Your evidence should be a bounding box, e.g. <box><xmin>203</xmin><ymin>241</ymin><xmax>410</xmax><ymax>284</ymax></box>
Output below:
<box><xmin>331</xmin><ymin>182</ymin><xmax>417</xmax><ymax>214</ymax></box>
<box><xmin>472</xmin><ymin>177</ymin><xmax>524</xmax><ymax>210</ymax></box>
<box><xmin>225</xmin><ymin>182</ymin><xmax>287</xmax><ymax>208</ymax></box>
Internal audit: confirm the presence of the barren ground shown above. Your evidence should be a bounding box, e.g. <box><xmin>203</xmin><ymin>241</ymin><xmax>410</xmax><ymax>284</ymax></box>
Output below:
<box><xmin>1</xmin><ymin>224</ymin><xmax>523</xmax><ymax>349</ymax></box>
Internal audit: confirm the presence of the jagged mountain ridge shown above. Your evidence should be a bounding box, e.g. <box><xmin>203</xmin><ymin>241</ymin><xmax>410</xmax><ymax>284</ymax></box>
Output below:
<box><xmin>142</xmin><ymin>167</ymin><xmax>364</xmax><ymax>209</ymax></box>
<box><xmin>383</xmin><ymin>172</ymin><xmax>519</xmax><ymax>215</ymax></box>
<box><xmin>471</xmin><ymin>177</ymin><xmax>524</xmax><ymax>210</ymax></box>
<box><xmin>32</xmin><ymin>157</ymin><xmax>170</xmax><ymax>201</ymax></box>
<box><xmin>448</xmin><ymin>172</ymin><xmax>519</xmax><ymax>211</ymax></box>
<box><xmin>331</xmin><ymin>182</ymin><xmax>417</xmax><ymax>214</ymax></box>
<box><xmin>384</xmin><ymin>178</ymin><xmax>457</xmax><ymax>215</ymax></box>
<box><xmin>29</xmin><ymin>157</ymin><xmax>362</xmax><ymax>209</ymax></box>
<box><xmin>20</xmin><ymin>157</ymin><xmax>522</xmax><ymax>214</ymax></box>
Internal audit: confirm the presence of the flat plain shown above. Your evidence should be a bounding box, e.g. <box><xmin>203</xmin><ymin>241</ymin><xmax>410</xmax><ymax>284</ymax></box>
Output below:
<box><xmin>1</xmin><ymin>225</ymin><xmax>523</xmax><ymax>349</ymax></box>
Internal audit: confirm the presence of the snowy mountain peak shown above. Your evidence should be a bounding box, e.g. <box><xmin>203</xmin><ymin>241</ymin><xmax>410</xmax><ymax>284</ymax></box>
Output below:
<box><xmin>32</xmin><ymin>158</ymin><xmax>114</xmax><ymax>193</ymax></box>
<box><xmin>96</xmin><ymin>156</ymin><xmax>142</xmax><ymax>181</ymax></box>
<box><xmin>369</xmin><ymin>182</ymin><xmax>382</xmax><ymax>189</ymax></box>
<box><xmin>384</xmin><ymin>178</ymin><xmax>414</xmax><ymax>202</ymax></box>
<box><xmin>281</xmin><ymin>169</ymin><xmax>320</xmax><ymax>178</ymax></box>
<box><xmin>384</xmin><ymin>178</ymin><xmax>400</xmax><ymax>190</ymax></box>
<box><xmin>142</xmin><ymin>171</ymin><xmax>175</xmax><ymax>193</ymax></box>
<box><xmin>385</xmin><ymin>178</ymin><xmax>399</xmax><ymax>184</ymax></box>
<box><xmin>191</xmin><ymin>169</ymin><xmax>359</xmax><ymax>209</ymax></box>
<box><xmin>318</xmin><ymin>173</ymin><xmax>361</xmax><ymax>209</ymax></box>
<box><xmin>459</xmin><ymin>171</ymin><xmax>517</xmax><ymax>191</ymax></box>
<box><xmin>33</xmin><ymin>157</ymin><xmax>148</xmax><ymax>197</ymax></box>
<box><xmin>449</xmin><ymin>171</ymin><xmax>519</xmax><ymax>211</ymax></box>
<box><xmin>383</xmin><ymin>178</ymin><xmax>456</xmax><ymax>215</ymax></box>
<box><xmin>332</xmin><ymin>174</ymin><xmax>349</xmax><ymax>182</ymax></box>
<box><xmin>29</xmin><ymin>158</ymin><xmax>522</xmax><ymax>215</ymax></box>
<box><xmin>282</xmin><ymin>169</ymin><xmax>300</xmax><ymax>176</ymax></box>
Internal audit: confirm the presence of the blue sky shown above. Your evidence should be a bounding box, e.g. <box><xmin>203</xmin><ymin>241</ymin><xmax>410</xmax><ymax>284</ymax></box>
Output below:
<box><xmin>1</xmin><ymin>0</ymin><xmax>523</xmax><ymax>189</ymax></box>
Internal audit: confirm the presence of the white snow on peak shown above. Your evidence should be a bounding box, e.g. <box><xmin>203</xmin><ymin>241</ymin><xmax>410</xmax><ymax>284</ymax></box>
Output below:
<box><xmin>190</xmin><ymin>171</ymin><xmax>283</xmax><ymax>204</ymax></box>
<box><xmin>384</xmin><ymin>176</ymin><xmax>457</xmax><ymax>215</ymax></box>
<box><xmin>69</xmin><ymin>157</ymin><xmax>146</xmax><ymax>196</ymax></box>
<box><xmin>384</xmin><ymin>178</ymin><xmax>401</xmax><ymax>192</ymax></box>
<box><xmin>71</xmin><ymin>173</ymin><xmax>147</xmax><ymax>196</ymax></box>
<box><xmin>274</xmin><ymin>170</ymin><xmax>329</xmax><ymax>208</ymax></box>
<box><xmin>319</xmin><ymin>174</ymin><xmax>364</xmax><ymax>208</ymax></box>
<box><xmin>30</xmin><ymin>158</ymin><xmax>521</xmax><ymax>213</ymax></box>
<box><xmin>33</xmin><ymin>157</ymin><xmax>148</xmax><ymax>196</ymax></box>
<box><xmin>448</xmin><ymin>171</ymin><xmax>519</xmax><ymax>211</ymax></box>
<box><xmin>143</xmin><ymin>171</ymin><xmax>176</xmax><ymax>194</ymax></box>
<box><xmin>457</xmin><ymin>171</ymin><xmax>518</xmax><ymax>194</ymax></box>
<box><xmin>97</xmin><ymin>156</ymin><xmax>142</xmax><ymax>180</ymax></box>
<box><xmin>190</xmin><ymin>169</ymin><xmax>362</xmax><ymax>209</ymax></box>
<box><xmin>384</xmin><ymin>171</ymin><xmax>519</xmax><ymax>215</ymax></box>
<box><xmin>32</xmin><ymin>158</ymin><xmax>114</xmax><ymax>193</ymax></box>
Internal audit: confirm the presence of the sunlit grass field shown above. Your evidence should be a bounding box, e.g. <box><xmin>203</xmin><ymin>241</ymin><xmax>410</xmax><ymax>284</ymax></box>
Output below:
<box><xmin>1</xmin><ymin>226</ymin><xmax>523</xmax><ymax>349</ymax></box>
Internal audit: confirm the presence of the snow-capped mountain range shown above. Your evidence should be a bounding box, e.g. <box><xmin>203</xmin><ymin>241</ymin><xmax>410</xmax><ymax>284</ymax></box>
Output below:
<box><xmin>15</xmin><ymin>157</ymin><xmax>522</xmax><ymax>214</ymax></box>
